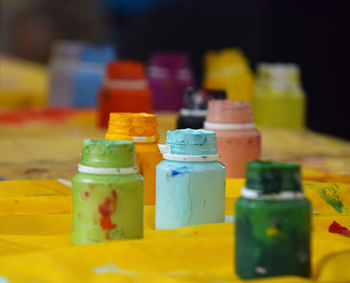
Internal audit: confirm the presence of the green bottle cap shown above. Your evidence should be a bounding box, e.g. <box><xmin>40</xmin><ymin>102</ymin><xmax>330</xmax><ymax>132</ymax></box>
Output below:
<box><xmin>80</xmin><ymin>139</ymin><xmax>135</xmax><ymax>168</ymax></box>
<box><xmin>245</xmin><ymin>160</ymin><xmax>302</xmax><ymax>194</ymax></box>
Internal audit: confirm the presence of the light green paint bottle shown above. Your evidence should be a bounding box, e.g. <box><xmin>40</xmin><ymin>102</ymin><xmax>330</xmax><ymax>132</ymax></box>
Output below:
<box><xmin>72</xmin><ymin>139</ymin><xmax>144</xmax><ymax>245</ymax></box>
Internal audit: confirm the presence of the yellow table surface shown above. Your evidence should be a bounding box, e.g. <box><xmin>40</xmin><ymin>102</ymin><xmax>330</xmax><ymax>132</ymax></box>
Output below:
<box><xmin>0</xmin><ymin>109</ymin><xmax>349</xmax><ymax>182</ymax></box>
<box><xmin>0</xmin><ymin>179</ymin><xmax>349</xmax><ymax>282</ymax></box>
<box><xmin>0</xmin><ymin>109</ymin><xmax>350</xmax><ymax>282</ymax></box>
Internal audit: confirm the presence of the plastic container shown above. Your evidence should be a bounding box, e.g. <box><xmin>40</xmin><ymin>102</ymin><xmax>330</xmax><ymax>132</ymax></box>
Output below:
<box><xmin>177</xmin><ymin>88</ymin><xmax>226</xmax><ymax>129</ymax></box>
<box><xmin>72</xmin><ymin>139</ymin><xmax>144</xmax><ymax>245</ymax></box>
<box><xmin>235</xmin><ymin>160</ymin><xmax>311</xmax><ymax>279</ymax></box>
<box><xmin>202</xmin><ymin>48</ymin><xmax>254</xmax><ymax>101</ymax></box>
<box><xmin>98</xmin><ymin>61</ymin><xmax>152</xmax><ymax>128</ymax></box>
<box><xmin>204</xmin><ymin>100</ymin><xmax>261</xmax><ymax>178</ymax></box>
<box><xmin>49</xmin><ymin>40</ymin><xmax>85</xmax><ymax>107</ymax></box>
<box><xmin>253</xmin><ymin>63</ymin><xmax>306</xmax><ymax>129</ymax></box>
<box><xmin>73</xmin><ymin>45</ymin><xmax>115</xmax><ymax>108</ymax></box>
<box><xmin>105</xmin><ymin>113</ymin><xmax>162</xmax><ymax>205</ymax></box>
<box><xmin>148</xmin><ymin>51</ymin><xmax>194</xmax><ymax>111</ymax></box>
<box><xmin>156</xmin><ymin>129</ymin><xmax>226</xmax><ymax>229</ymax></box>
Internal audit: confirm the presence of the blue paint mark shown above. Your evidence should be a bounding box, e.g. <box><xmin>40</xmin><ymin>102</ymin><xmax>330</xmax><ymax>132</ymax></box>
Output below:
<box><xmin>0</xmin><ymin>178</ymin><xmax>5</xmax><ymax>181</ymax></box>
<box><xmin>171</xmin><ymin>166</ymin><xmax>190</xmax><ymax>177</ymax></box>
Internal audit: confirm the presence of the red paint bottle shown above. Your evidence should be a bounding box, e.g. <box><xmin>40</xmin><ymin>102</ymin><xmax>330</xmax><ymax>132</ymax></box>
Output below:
<box><xmin>98</xmin><ymin>61</ymin><xmax>153</xmax><ymax>128</ymax></box>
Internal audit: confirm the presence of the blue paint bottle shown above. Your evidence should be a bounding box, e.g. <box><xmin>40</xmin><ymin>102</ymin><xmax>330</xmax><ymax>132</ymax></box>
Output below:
<box><xmin>156</xmin><ymin>129</ymin><xmax>226</xmax><ymax>229</ymax></box>
<box><xmin>73</xmin><ymin>44</ymin><xmax>115</xmax><ymax>108</ymax></box>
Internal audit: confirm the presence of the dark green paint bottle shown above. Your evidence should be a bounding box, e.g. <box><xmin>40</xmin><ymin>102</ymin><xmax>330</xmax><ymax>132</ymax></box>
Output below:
<box><xmin>235</xmin><ymin>160</ymin><xmax>311</xmax><ymax>279</ymax></box>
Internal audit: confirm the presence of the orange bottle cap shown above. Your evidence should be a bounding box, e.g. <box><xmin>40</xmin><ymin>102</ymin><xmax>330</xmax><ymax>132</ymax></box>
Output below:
<box><xmin>106</xmin><ymin>112</ymin><xmax>159</xmax><ymax>142</ymax></box>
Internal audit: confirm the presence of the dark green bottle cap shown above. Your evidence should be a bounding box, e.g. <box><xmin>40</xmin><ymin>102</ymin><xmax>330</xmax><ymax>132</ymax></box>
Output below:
<box><xmin>80</xmin><ymin>139</ymin><xmax>135</xmax><ymax>168</ymax></box>
<box><xmin>245</xmin><ymin>160</ymin><xmax>302</xmax><ymax>194</ymax></box>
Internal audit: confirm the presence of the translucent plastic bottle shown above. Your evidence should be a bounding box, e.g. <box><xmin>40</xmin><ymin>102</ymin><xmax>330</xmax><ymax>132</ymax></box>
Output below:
<box><xmin>72</xmin><ymin>139</ymin><xmax>144</xmax><ymax>245</ymax></box>
<box><xmin>105</xmin><ymin>113</ymin><xmax>162</xmax><ymax>205</ymax></box>
<box><xmin>49</xmin><ymin>40</ymin><xmax>85</xmax><ymax>107</ymax></box>
<box><xmin>156</xmin><ymin>129</ymin><xmax>226</xmax><ymax>229</ymax></box>
<box><xmin>253</xmin><ymin>63</ymin><xmax>306</xmax><ymax>129</ymax></box>
<box><xmin>235</xmin><ymin>160</ymin><xmax>311</xmax><ymax>279</ymax></box>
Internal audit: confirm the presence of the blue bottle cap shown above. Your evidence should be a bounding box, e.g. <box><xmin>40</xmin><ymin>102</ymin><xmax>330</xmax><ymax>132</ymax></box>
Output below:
<box><xmin>166</xmin><ymin>129</ymin><xmax>218</xmax><ymax>156</ymax></box>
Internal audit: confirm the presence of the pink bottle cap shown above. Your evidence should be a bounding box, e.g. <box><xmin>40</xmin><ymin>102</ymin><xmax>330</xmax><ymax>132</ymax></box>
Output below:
<box><xmin>206</xmin><ymin>100</ymin><xmax>254</xmax><ymax>124</ymax></box>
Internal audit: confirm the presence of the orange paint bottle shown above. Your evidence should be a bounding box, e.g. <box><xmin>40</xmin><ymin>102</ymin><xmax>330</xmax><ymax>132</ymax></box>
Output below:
<box><xmin>204</xmin><ymin>100</ymin><xmax>261</xmax><ymax>178</ymax></box>
<box><xmin>106</xmin><ymin>113</ymin><xmax>163</xmax><ymax>205</ymax></box>
<box><xmin>98</xmin><ymin>61</ymin><xmax>152</xmax><ymax>128</ymax></box>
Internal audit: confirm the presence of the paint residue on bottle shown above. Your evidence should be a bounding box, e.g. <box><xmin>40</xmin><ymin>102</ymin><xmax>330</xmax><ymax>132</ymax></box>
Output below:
<box><xmin>174</xmin><ymin>168</ymin><xmax>192</xmax><ymax>226</ymax></box>
<box><xmin>171</xmin><ymin>166</ymin><xmax>190</xmax><ymax>177</ymax></box>
<box><xmin>98</xmin><ymin>190</ymin><xmax>118</xmax><ymax>239</ymax></box>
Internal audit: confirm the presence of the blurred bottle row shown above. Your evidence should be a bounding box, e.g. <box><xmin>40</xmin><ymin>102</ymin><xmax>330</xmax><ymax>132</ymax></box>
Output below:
<box><xmin>0</xmin><ymin>40</ymin><xmax>306</xmax><ymax>130</ymax></box>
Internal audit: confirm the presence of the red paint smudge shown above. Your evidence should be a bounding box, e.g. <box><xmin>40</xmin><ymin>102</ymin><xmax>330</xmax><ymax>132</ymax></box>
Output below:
<box><xmin>0</xmin><ymin>108</ymin><xmax>74</xmax><ymax>125</ymax></box>
<box><xmin>328</xmin><ymin>220</ymin><xmax>350</xmax><ymax>236</ymax></box>
<box><xmin>84</xmin><ymin>192</ymin><xmax>89</xmax><ymax>197</ymax></box>
<box><xmin>98</xmin><ymin>190</ymin><xmax>118</xmax><ymax>238</ymax></box>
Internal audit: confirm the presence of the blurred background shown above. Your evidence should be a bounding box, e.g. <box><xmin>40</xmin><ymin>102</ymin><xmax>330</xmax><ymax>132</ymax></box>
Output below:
<box><xmin>1</xmin><ymin>0</ymin><xmax>350</xmax><ymax>139</ymax></box>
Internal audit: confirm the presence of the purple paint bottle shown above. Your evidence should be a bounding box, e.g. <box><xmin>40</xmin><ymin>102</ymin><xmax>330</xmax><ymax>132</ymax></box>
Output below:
<box><xmin>148</xmin><ymin>51</ymin><xmax>194</xmax><ymax>111</ymax></box>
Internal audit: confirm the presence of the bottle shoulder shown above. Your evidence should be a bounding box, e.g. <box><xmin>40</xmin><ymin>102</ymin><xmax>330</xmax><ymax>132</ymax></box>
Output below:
<box><xmin>73</xmin><ymin>172</ymin><xmax>144</xmax><ymax>184</ymax></box>
<box><xmin>157</xmin><ymin>159</ymin><xmax>226</xmax><ymax>170</ymax></box>
<box><xmin>236</xmin><ymin>196</ymin><xmax>311</xmax><ymax>208</ymax></box>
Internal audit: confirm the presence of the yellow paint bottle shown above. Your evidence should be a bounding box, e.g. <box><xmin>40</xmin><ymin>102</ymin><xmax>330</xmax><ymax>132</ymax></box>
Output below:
<box><xmin>106</xmin><ymin>113</ymin><xmax>163</xmax><ymax>205</ymax></box>
<box><xmin>253</xmin><ymin>63</ymin><xmax>306</xmax><ymax>129</ymax></box>
<box><xmin>202</xmin><ymin>48</ymin><xmax>254</xmax><ymax>102</ymax></box>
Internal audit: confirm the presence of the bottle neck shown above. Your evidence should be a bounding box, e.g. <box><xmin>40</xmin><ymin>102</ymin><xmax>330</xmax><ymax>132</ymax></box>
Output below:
<box><xmin>159</xmin><ymin>144</ymin><xmax>219</xmax><ymax>162</ymax></box>
<box><xmin>106</xmin><ymin>134</ymin><xmax>158</xmax><ymax>143</ymax></box>
<box><xmin>104</xmin><ymin>78</ymin><xmax>148</xmax><ymax>90</ymax></box>
<box><xmin>78</xmin><ymin>164</ymin><xmax>138</xmax><ymax>175</ymax></box>
<box><xmin>241</xmin><ymin>186</ymin><xmax>304</xmax><ymax>200</ymax></box>
<box><xmin>204</xmin><ymin>121</ymin><xmax>256</xmax><ymax>130</ymax></box>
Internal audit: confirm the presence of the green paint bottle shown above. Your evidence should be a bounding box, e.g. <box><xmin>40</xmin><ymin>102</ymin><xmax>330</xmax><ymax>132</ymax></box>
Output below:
<box><xmin>235</xmin><ymin>161</ymin><xmax>311</xmax><ymax>279</ymax></box>
<box><xmin>72</xmin><ymin>139</ymin><xmax>144</xmax><ymax>245</ymax></box>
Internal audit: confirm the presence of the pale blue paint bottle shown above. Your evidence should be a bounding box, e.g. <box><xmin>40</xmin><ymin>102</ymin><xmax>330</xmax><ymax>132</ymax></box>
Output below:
<box><xmin>156</xmin><ymin>129</ymin><xmax>226</xmax><ymax>229</ymax></box>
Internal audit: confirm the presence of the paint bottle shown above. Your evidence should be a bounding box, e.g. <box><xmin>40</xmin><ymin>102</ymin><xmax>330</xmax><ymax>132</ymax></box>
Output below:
<box><xmin>253</xmin><ymin>63</ymin><xmax>306</xmax><ymax>129</ymax></box>
<box><xmin>202</xmin><ymin>48</ymin><xmax>254</xmax><ymax>101</ymax></box>
<box><xmin>73</xmin><ymin>45</ymin><xmax>115</xmax><ymax>108</ymax></box>
<box><xmin>98</xmin><ymin>61</ymin><xmax>152</xmax><ymax>128</ymax></box>
<box><xmin>235</xmin><ymin>160</ymin><xmax>311</xmax><ymax>279</ymax></box>
<box><xmin>49</xmin><ymin>40</ymin><xmax>85</xmax><ymax>107</ymax></box>
<box><xmin>148</xmin><ymin>51</ymin><xmax>194</xmax><ymax>111</ymax></box>
<box><xmin>177</xmin><ymin>88</ymin><xmax>226</xmax><ymax>129</ymax></box>
<box><xmin>204</xmin><ymin>100</ymin><xmax>261</xmax><ymax>178</ymax></box>
<box><xmin>72</xmin><ymin>139</ymin><xmax>144</xmax><ymax>245</ymax></box>
<box><xmin>105</xmin><ymin>113</ymin><xmax>162</xmax><ymax>205</ymax></box>
<box><xmin>156</xmin><ymin>129</ymin><xmax>226</xmax><ymax>229</ymax></box>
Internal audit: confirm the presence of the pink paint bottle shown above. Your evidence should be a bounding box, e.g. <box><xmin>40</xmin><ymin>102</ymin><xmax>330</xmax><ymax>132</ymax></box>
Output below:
<box><xmin>204</xmin><ymin>100</ymin><xmax>261</xmax><ymax>178</ymax></box>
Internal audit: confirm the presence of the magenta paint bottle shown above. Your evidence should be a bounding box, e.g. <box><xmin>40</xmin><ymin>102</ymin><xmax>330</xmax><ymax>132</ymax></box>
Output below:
<box><xmin>148</xmin><ymin>51</ymin><xmax>195</xmax><ymax>111</ymax></box>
